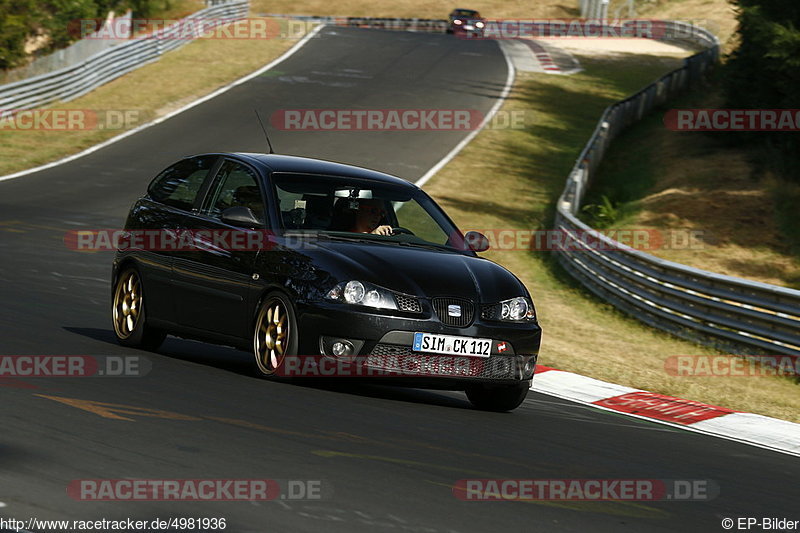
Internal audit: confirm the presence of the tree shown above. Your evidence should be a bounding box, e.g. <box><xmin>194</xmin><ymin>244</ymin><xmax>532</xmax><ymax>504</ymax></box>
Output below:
<box><xmin>725</xmin><ymin>0</ymin><xmax>800</xmax><ymax>181</ymax></box>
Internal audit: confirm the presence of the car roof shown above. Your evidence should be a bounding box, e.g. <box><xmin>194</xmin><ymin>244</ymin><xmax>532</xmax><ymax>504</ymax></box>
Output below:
<box><xmin>451</xmin><ymin>9</ymin><xmax>480</xmax><ymax>15</ymax></box>
<box><xmin>197</xmin><ymin>152</ymin><xmax>418</xmax><ymax>189</ymax></box>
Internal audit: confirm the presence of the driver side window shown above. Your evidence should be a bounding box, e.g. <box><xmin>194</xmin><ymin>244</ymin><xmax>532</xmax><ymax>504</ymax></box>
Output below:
<box><xmin>202</xmin><ymin>161</ymin><xmax>264</xmax><ymax>224</ymax></box>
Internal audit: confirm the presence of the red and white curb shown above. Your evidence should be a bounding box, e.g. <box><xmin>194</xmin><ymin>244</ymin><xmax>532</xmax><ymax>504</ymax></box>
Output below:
<box><xmin>525</xmin><ymin>40</ymin><xmax>565</xmax><ymax>73</ymax></box>
<box><xmin>532</xmin><ymin>365</ymin><xmax>800</xmax><ymax>457</ymax></box>
<box><xmin>497</xmin><ymin>39</ymin><xmax>582</xmax><ymax>75</ymax></box>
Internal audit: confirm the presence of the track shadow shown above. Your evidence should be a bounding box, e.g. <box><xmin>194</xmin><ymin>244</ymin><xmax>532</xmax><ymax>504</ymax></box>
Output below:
<box><xmin>62</xmin><ymin>326</ymin><xmax>478</xmax><ymax>409</ymax></box>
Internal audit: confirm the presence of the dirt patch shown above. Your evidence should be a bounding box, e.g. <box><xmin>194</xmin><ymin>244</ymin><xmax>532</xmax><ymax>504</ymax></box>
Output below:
<box><xmin>540</xmin><ymin>37</ymin><xmax>691</xmax><ymax>57</ymax></box>
<box><xmin>625</xmin><ymin>130</ymin><xmax>800</xmax><ymax>288</ymax></box>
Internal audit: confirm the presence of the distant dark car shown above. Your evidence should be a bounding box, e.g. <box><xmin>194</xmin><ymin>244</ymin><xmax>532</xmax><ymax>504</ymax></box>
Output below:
<box><xmin>112</xmin><ymin>153</ymin><xmax>541</xmax><ymax>411</ymax></box>
<box><xmin>447</xmin><ymin>8</ymin><xmax>486</xmax><ymax>36</ymax></box>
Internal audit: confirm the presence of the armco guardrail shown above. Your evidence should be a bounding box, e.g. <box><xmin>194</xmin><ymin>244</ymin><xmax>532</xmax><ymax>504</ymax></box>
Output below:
<box><xmin>0</xmin><ymin>0</ymin><xmax>248</xmax><ymax>115</ymax></box>
<box><xmin>554</xmin><ymin>21</ymin><xmax>800</xmax><ymax>357</ymax></box>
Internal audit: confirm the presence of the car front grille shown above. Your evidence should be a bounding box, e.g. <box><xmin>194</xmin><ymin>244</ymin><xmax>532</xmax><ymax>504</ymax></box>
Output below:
<box><xmin>366</xmin><ymin>344</ymin><xmax>517</xmax><ymax>379</ymax></box>
<box><xmin>393</xmin><ymin>292</ymin><xmax>422</xmax><ymax>313</ymax></box>
<box><xmin>432</xmin><ymin>297</ymin><xmax>474</xmax><ymax>327</ymax></box>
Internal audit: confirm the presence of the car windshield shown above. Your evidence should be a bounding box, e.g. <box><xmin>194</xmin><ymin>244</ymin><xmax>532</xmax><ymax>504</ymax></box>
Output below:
<box><xmin>271</xmin><ymin>172</ymin><xmax>467</xmax><ymax>251</ymax></box>
<box><xmin>452</xmin><ymin>9</ymin><xmax>479</xmax><ymax>18</ymax></box>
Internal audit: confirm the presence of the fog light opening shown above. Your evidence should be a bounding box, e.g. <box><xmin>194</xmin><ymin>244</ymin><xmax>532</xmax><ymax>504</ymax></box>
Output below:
<box><xmin>331</xmin><ymin>340</ymin><xmax>354</xmax><ymax>357</ymax></box>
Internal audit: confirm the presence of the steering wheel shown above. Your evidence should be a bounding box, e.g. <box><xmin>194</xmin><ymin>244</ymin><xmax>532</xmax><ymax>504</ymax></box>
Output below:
<box><xmin>391</xmin><ymin>227</ymin><xmax>415</xmax><ymax>236</ymax></box>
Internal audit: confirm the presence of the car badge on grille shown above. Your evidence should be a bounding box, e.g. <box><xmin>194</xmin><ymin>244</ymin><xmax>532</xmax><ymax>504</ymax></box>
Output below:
<box><xmin>447</xmin><ymin>304</ymin><xmax>462</xmax><ymax>317</ymax></box>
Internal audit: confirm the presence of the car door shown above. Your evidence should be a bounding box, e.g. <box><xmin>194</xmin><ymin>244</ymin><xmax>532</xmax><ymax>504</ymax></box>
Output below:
<box><xmin>128</xmin><ymin>154</ymin><xmax>220</xmax><ymax>325</ymax></box>
<box><xmin>171</xmin><ymin>158</ymin><xmax>266</xmax><ymax>339</ymax></box>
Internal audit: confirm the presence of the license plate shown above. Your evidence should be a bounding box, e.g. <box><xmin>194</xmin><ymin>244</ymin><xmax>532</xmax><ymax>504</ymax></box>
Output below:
<box><xmin>412</xmin><ymin>332</ymin><xmax>491</xmax><ymax>357</ymax></box>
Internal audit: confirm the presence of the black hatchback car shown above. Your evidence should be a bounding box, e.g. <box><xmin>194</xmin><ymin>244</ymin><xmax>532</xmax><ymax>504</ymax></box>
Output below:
<box><xmin>112</xmin><ymin>153</ymin><xmax>542</xmax><ymax>411</ymax></box>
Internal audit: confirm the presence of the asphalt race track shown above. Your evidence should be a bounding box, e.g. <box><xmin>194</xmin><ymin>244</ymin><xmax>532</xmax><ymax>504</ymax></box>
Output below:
<box><xmin>0</xmin><ymin>26</ymin><xmax>798</xmax><ymax>532</ymax></box>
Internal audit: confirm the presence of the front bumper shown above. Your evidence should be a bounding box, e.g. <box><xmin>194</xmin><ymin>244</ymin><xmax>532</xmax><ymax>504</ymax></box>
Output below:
<box><xmin>295</xmin><ymin>300</ymin><xmax>542</xmax><ymax>388</ymax></box>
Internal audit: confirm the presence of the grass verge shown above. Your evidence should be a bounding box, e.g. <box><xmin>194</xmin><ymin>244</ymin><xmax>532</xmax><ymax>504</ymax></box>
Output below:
<box><xmin>422</xmin><ymin>54</ymin><xmax>800</xmax><ymax>423</ymax></box>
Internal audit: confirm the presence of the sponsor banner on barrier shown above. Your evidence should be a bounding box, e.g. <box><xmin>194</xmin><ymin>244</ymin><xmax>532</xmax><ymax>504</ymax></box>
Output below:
<box><xmin>592</xmin><ymin>391</ymin><xmax>736</xmax><ymax>424</ymax></box>
<box><xmin>452</xmin><ymin>478</ymin><xmax>718</xmax><ymax>501</ymax></box>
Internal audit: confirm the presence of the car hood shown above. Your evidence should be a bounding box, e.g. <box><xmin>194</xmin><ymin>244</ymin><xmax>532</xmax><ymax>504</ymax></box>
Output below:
<box><xmin>305</xmin><ymin>239</ymin><xmax>528</xmax><ymax>302</ymax></box>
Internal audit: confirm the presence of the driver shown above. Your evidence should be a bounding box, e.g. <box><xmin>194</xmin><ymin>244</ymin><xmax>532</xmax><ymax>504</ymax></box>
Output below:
<box><xmin>352</xmin><ymin>199</ymin><xmax>393</xmax><ymax>235</ymax></box>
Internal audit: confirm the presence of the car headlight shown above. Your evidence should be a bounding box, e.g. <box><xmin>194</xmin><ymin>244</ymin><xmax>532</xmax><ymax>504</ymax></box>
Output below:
<box><xmin>483</xmin><ymin>297</ymin><xmax>536</xmax><ymax>322</ymax></box>
<box><xmin>454</xmin><ymin>19</ymin><xmax>463</xmax><ymax>24</ymax></box>
<box><xmin>475</xmin><ymin>21</ymin><xmax>485</xmax><ymax>28</ymax></box>
<box><xmin>326</xmin><ymin>280</ymin><xmax>398</xmax><ymax>310</ymax></box>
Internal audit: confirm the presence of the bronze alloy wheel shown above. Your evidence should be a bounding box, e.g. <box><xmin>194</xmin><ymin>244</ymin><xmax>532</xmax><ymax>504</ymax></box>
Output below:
<box><xmin>113</xmin><ymin>269</ymin><xmax>142</xmax><ymax>339</ymax></box>
<box><xmin>254</xmin><ymin>296</ymin><xmax>291</xmax><ymax>375</ymax></box>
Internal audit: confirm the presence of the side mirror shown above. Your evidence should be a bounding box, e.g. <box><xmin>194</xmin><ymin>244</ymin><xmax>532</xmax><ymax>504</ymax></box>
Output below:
<box><xmin>220</xmin><ymin>206</ymin><xmax>264</xmax><ymax>228</ymax></box>
<box><xmin>464</xmin><ymin>231</ymin><xmax>490</xmax><ymax>252</ymax></box>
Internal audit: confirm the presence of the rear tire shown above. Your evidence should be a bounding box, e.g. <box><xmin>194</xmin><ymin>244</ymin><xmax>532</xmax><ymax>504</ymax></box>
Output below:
<box><xmin>112</xmin><ymin>267</ymin><xmax>166</xmax><ymax>350</ymax></box>
<box><xmin>466</xmin><ymin>383</ymin><xmax>529</xmax><ymax>412</ymax></box>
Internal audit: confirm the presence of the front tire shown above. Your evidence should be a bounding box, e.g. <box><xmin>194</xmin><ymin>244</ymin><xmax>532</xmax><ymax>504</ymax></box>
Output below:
<box><xmin>466</xmin><ymin>383</ymin><xmax>529</xmax><ymax>412</ymax></box>
<box><xmin>253</xmin><ymin>292</ymin><xmax>298</xmax><ymax>377</ymax></box>
<box><xmin>112</xmin><ymin>267</ymin><xmax>166</xmax><ymax>350</ymax></box>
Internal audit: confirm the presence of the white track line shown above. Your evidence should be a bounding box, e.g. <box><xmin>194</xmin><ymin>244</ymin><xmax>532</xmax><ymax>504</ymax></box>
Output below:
<box><xmin>0</xmin><ymin>25</ymin><xmax>324</xmax><ymax>184</ymax></box>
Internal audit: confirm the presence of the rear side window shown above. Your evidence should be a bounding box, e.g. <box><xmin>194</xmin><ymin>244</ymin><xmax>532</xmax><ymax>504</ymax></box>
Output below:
<box><xmin>147</xmin><ymin>156</ymin><xmax>217</xmax><ymax>211</ymax></box>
